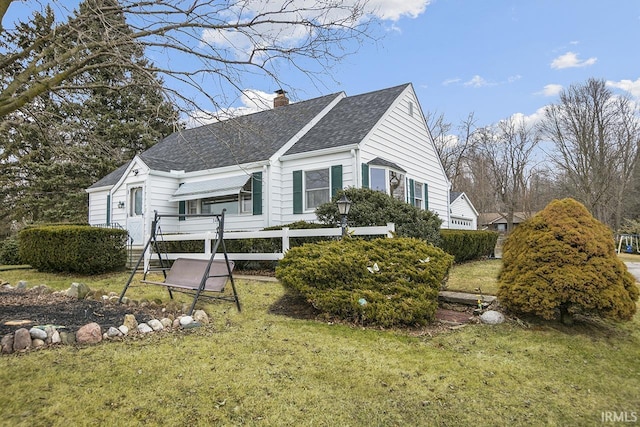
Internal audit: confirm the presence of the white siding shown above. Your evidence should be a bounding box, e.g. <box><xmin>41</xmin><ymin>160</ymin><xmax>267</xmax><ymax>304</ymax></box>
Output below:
<box><xmin>359</xmin><ymin>86</ymin><xmax>450</xmax><ymax>227</ymax></box>
<box><xmin>449</xmin><ymin>195</ymin><xmax>478</xmax><ymax>230</ymax></box>
<box><xmin>280</xmin><ymin>151</ymin><xmax>354</xmax><ymax>224</ymax></box>
<box><xmin>87</xmin><ymin>190</ymin><xmax>109</xmax><ymax>225</ymax></box>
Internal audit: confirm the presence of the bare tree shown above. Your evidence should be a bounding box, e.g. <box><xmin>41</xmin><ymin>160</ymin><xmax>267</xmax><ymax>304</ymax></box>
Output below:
<box><xmin>427</xmin><ymin>111</ymin><xmax>478</xmax><ymax>190</ymax></box>
<box><xmin>539</xmin><ymin>78</ymin><xmax>640</xmax><ymax>228</ymax></box>
<box><xmin>0</xmin><ymin>0</ymin><xmax>377</xmax><ymax>118</ymax></box>
<box><xmin>474</xmin><ymin>116</ymin><xmax>540</xmax><ymax>232</ymax></box>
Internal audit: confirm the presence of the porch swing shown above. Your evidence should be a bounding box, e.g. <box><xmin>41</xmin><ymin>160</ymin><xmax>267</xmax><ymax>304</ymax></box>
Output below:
<box><xmin>118</xmin><ymin>209</ymin><xmax>240</xmax><ymax>315</ymax></box>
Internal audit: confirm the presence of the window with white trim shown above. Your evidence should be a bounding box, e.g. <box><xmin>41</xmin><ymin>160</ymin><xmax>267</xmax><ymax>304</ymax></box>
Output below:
<box><xmin>240</xmin><ymin>178</ymin><xmax>252</xmax><ymax>214</ymax></box>
<box><xmin>414</xmin><ymin>182</ymin><xmax>423</xmax><ymax>209</ymax></box>
<box><xmin>130</xmin><ymin>187</ymin><xmax>143</xmax><ymax>216</ymax></box>
<box><xmin>305</xmin><ymin>168</ymin><xmax>330</xmax><ymax>209</ymax></box>
<box><xmin>370</xmin><ymin>167</ymin><xmax>406</xmax><ymax>201</ymax></box>
<box><xmin>187</xmin><ymin>200</ymin><xmax>198</xmax><ymax>215</ymax></box>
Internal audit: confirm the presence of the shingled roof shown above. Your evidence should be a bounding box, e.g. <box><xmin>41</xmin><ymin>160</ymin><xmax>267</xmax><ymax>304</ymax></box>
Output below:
<box><xmin>284</xmin><ymin>84</ymin><xmax>409</xmax><ymax>155</ymax></box>
<box><xmin>90</xmin><ymin>84</ymin><xmax>411</xmax><ymax>189</ymax></box>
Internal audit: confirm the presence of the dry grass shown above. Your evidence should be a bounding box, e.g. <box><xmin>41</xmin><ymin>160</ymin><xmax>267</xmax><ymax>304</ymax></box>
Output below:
<box><xmin>0</xmin><ymin>269</ymin><xmax>638</xmax><ymax>426</ymax></box>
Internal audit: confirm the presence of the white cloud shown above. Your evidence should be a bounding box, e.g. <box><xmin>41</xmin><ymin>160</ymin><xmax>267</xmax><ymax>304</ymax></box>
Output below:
<box><xmin>186</xmin><ymin>89</ymin><xmax>276</xmax><ymax>128</ymax></box>
<box><xmin>201</xmin><ymin>0</ymin><xmax>431</xmax><ymax>59</ymax></box>
<box><xmin>538</xmin><ymin>84</ymin><xmax>563</xmax><ymax>97</ymax></box>
<box><xmin>607</xmin><ymin>78</ymin><xmax>640</xmax><ymax>99</ymax></box>
<box><xmin>550</xmin><ymin>51</ymin><xmax>597</xmax><ymax>69</ymax></box>
<box><xmin>442</xmin><ymin>78</ymin><xmax>461</xmax><ymax>86</ymax></box>
<box><xmin>464</xmin><ymin>75</ymin><xmax>491</xmax><ymax>88</ymax></box>
<box><xmin>507</xmin><ymin>75</ymin><xmax>522</xmax><ymax>83</ymax></box>
<box><xmin>367</xmin><ymin>0</ymin><xmax>431</xmax><ymax>21</ymax></box>
<box><xmin>509</xmin><ymin>105</ymin><xmax>549</xmax><ymax>128</ymax></box>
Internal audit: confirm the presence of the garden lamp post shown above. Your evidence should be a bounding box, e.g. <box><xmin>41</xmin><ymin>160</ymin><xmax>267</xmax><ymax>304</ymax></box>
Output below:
<box><xmin>336</xmin><ymin>194</ymin><xmax>352</xmax><ymax>238</ymax></box>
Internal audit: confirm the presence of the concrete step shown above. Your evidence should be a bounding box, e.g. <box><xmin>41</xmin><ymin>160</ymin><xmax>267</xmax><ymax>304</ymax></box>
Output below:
<box><xmin>438</xmin><ymin>290</ymin><xmax>496</xmax><ymax>306</ymax></box>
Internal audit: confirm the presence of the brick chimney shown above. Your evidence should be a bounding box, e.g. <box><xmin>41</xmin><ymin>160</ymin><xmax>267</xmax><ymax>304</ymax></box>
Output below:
<box><xmin>273</xmin><ymin>89</ymin><xmax>289</xmax><ymax>108</ymax></box>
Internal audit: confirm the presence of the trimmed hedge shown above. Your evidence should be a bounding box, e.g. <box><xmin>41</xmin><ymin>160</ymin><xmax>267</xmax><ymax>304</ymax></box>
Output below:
<box><xmin>19</xmin><ymin>225</ymin><xmax>128</xmax><ymax>274</ymax></box>
<box><xmin>276</xmin><ymin>237</ymin><xmax>454</xmax><ymax>327</ymax></box>
<box><xmin>439</xmin><ymin>230</ymin><xmax>499</xmax><ymax>263</ymax></box>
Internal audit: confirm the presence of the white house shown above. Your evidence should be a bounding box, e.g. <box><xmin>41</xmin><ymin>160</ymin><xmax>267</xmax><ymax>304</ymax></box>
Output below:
<box><xmin>448</xmin><ymin>191</ymin><xmax>479</xmax><ymax>230</ymax></box>
<box><xmin>86</xmin><ymin>83</ymin><xmax>453</xmax><ymax>245</ymax></box>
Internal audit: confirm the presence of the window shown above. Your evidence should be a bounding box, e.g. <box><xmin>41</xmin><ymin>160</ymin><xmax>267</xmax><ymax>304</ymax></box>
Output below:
<box><xmin>240</xmin><ymin>178</ymin><xmax>252</xmax><ymax>214</ymax></box>
<box><xmin>305</xmin><ymin>168</ymin><xmax>330</xmax><ymax>209</ymax></box>
<box><xmin>370</xmin><ymin>167</ymin><xmax>406</xmax><ymax>201</ymax></box>
<box><xmin>370</xmin><ymin>167</ymin><xmax>386</xmax><ymax>192</ymax></box>
<box><xmin>130</xmin><ymin>187</ymin><xmax>143</xmax><ymax>216</ymax></box>
<box><xmin>187</xmin><ymin>200</ymin><xmax>198</xmax><ymax>215</ymax></box>
<box><xmin>389</xmin><ymin>171</ymin><xmax>405</xmax><ymax>200</ymax></box>
<box><xmin>201</xmin><ymin>196</ymin><xmax>239</xmax><ymax>215</ymax></box>
<box><xmin>414</xmin><ymin>182</ymin><xmax>423</xmax><ymax>209</ymax></box>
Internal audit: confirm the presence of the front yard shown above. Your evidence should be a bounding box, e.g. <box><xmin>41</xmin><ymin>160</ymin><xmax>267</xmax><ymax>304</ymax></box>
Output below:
<box><xmin>0</xmin><ymin>262</ymin><xmax>638</xmax><ymax>426</ymax></box>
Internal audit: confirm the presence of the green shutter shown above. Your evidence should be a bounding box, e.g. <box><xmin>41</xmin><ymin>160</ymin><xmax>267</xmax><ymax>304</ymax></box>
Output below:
<box><xmin>424</xmin><ymin>183</ymin><xmax>429</xmax><ymax>210</ymax></box>
<box><xmin>293</xmin><ymin>170</ymin><xmax>303</xmax><ymax>214</ymax></box>
<box><xmin>361</xmin><ymin>163</ymin><xmax>369</xmax><ymax>189</ymax></box>
<box><xmin>409</xmin><ymin>179</ymin><xmax>415</xmax><ymax>206</ymax></box>
<box><xmin>106</xmin><ymin>194</ymin><xmax>111</xmax><ymax>224</ymax></box>
<box><xmin>331</xmin><ymin>165</ymin><xmax>343</xmax><ymax>197</ymax></box>
<box><xmin>179</xmin><ymin>200</ymin><xmax>186</xmax><ymax>221</ymax></box>
<box><xmin>252</xmin><ymin>172</ymin><xmax>262</xmax><ymax>215</ymax></box>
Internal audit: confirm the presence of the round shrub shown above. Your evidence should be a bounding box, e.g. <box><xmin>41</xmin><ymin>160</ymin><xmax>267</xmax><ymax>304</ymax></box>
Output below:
<box><xmin>0</xmin><ymin>237</ymin><xmax>21</xmax><ymax>265</ymax></box>
<box><xmin>497</xmin><ymin>198</ymin><xmax>639</xmax><ymax>323</ymax></box>
<box><xmin>315</xmin><ymin>188</ymin><xmax>442</xmax><ymax>245</ymax></box>
<box><xmin>276</xmin><ymin>237</ymin><xmax>454</xmax><ymax>327</ymax></box>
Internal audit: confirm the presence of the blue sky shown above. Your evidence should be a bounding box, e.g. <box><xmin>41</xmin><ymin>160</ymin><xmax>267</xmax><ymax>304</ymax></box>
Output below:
<box><xmin>5</xmin><ymin>0</ymin><xmax>640</xmax><ymax>129</ymax></box>
<box><xmin>291</xmin><ymin>0</ymin><xmax>640</xmax><ymax>127</ymax></box>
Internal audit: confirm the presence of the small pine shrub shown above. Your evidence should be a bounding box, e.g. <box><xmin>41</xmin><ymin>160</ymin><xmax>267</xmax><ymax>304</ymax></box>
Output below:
<box><xmin>0</xmin><ymin>237</ymin><xmax>21</xmax><ymax>265</ymax></box>
<box><xmin>497</xmin><ymin>198</ymin><xmax>639</xmax><ymax>323</ymax></box>
<box><xmin>276</xmin><ymin>237</ymin><xmax>454</xmax><ymax>327</ymax></box>
<box><xmin>315</xmin><ymin>188</ymin><xmax>442</xmax><ymax>245</ymax></box>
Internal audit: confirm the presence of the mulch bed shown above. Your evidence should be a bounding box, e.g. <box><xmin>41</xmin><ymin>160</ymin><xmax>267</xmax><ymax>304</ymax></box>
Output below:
<box><xmin>0</xmin><ymin>288</ymin><xmax>164</xmax><ymax>336</ymax></box>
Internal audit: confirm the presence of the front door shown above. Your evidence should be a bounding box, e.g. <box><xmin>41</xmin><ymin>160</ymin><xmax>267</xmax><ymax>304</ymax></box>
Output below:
<box><xmin>127</xmin><ymin>186</ymin><xmax>144</xmax><ymax>245</ymax></box>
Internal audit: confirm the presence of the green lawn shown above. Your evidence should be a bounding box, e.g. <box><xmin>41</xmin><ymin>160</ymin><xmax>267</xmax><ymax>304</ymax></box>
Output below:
<box><xmin>0</xmin><ymin>266</ymin><xmax>638</xmax><ymax>426</ymax></box>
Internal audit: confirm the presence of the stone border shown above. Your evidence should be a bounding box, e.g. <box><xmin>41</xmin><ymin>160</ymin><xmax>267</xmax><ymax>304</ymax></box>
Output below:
<box><xmin>1</xmin><ymin>282</ymin><xmax>210</xmax><ymax>355</ymax></box>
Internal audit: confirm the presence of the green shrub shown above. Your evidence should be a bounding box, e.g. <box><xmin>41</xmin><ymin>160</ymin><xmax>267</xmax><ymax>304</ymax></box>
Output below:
<box><xmin>439</xmin><ymin>230</ymin><xmax>499</xmax><ymax>263</ymax></box>
<box><xmin>0</xmin><ymin>237</ymin><xmax>21</xmax><ymax>265</ymax></box>
<box><xmin>19</xmin><ymin>225</ymin><xmax>128</xmax><ymax>274</ymax></box>
<box><xmin>276</xmin><ymin>237</ymin><xmax>454</xmax><ymax>327</ymax></box>
<box><xmin>497</xmin><ymin>198</ymin><xmax>639</xmax><ymax>323</ymax></box>
<box><xmin>315</xmin><ymin>188</ymin><xmax>442</xmax><ymax>245</ymax></box>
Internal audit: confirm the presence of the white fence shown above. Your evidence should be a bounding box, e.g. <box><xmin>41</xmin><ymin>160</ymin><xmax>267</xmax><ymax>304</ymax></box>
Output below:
<box><xmin>147</xmin><ymin>223</ymin><xmax>395</xmax><ymax>265</ymax></box>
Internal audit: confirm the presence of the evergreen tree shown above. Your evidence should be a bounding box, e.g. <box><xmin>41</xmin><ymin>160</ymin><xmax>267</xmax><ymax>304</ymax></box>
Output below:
<box><xmin>0</xmin><ymin>0</ymin><xmax>179</xmax><ymax>232</ymax></box>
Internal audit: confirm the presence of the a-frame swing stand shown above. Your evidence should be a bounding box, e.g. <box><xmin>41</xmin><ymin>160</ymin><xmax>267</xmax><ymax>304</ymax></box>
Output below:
<box><xmin>118</xmin><ymin>210</ymin><xmax>241</xmax><ymax>315</ymax></box>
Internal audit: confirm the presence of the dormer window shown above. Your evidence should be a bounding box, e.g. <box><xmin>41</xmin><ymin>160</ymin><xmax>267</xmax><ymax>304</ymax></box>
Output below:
<box><xmin>369</xmin><ymin>166</ymin><xmax>406</xmax><ymax>201</ymax></box>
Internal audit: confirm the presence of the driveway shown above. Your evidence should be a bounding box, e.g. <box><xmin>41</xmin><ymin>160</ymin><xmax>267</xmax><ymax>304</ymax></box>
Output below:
<box><xmin>624</xmin><ymin>262</ymin><xmax>640</xmax><ymax>282</ymax></box>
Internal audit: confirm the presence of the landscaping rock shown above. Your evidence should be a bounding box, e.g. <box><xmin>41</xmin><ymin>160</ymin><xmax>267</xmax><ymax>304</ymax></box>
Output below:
<box><xmin>179</xmin><ymin>316</ymin><xmax>194</xmax><ymax>327</ymax></box>
<box><xmin>107</xmin><ymin>327</ymin><xmax>122</xmax><ymax>338</ymax></box>
<box><xmin>148</xmin><ymin>319</ymin><xmax>163</xmax><ymax>331</ymax></box>
<box><xmin>193</xmin><ymin>310</ymin><xmax>209</xmax><ymax>325</ymax></box>
<box><xmin>66</xmin><ymin>283</ymin><xmax>91</xmax><ymax>300</ymax></box>
<box><xmin>16</xmin><ymin>281</ymin><xmax>27</xmax><ymax>290</ymax></box>
<box><xmin>13</xmin><ymin>328</ymin><xmax>31</xmax><ymax>351</ymax></box>
<box><xmin>51</xmin><ymin>330</ymin><xmax>61</xmax><ymax>344</ymax></box>
<box><xmin>160</xmin><ymin>318</ymin><xmax>173</xmax><ymax>329</ymax></box>
<box><xmin>137</xmin><ymin>323</ymin><xmax>153</xmax><ymax>334</ymax></box>
<box><xmin>118</xmin><ymin>325</ymin><xmax>129</xmax><ymax>336</ymax></box>
<box><xmin>29</xmin><ymin>327</ymin><xmax>48</xmax><ymax>341</ymax></box>
<box><xmin>122</xmin><ymin>314</ymin><xmax>138</xmax><ymax>331</ymax></box>
<box><xmin>32</xmin><ymin>338</ymin><xmax>45</xmax><ymax>348</ymax></box>
<box><xmin>480</xmin><ymin>310</ymin><xmax>505</xmax><ymax>325</ymax></box>
<box><xmin>172</xmin><ymin>318</ymin><xmax>181</xmax><ymax>329</ymax></box>
<box><xmin>59</xmin><ymin>331</ymin><xmax>75</xmax><ymax>345</ymax></box>
<box><xmin>76</xmin><ymin>323</ymin><xmax>102</xmax><ymax>344</ymax></box>
<box><xmin>1</xmin><ymin>334</ymin><xmax>14</xmax><ymax>354</ymax></box>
